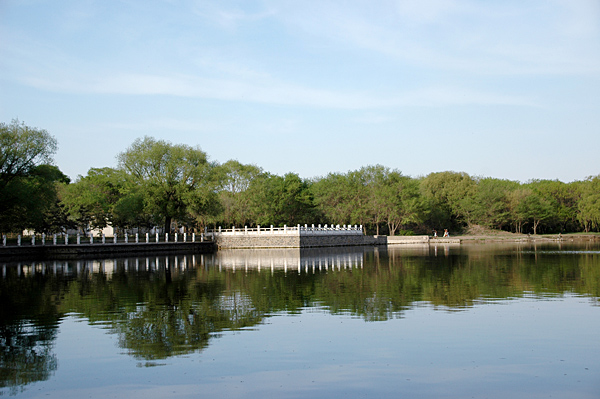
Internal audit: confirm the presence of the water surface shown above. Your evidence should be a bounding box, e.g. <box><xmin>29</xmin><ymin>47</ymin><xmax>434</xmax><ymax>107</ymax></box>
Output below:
<box><xmin>1</xmin><ymin>241</ymin><xmax>599</xmax><ymax>398</ymax></box>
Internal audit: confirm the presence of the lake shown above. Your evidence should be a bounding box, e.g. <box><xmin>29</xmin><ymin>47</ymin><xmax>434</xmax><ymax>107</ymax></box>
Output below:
<box><xmin>1</xmin><ymin>241</ymin><xmax>599</xmax><ymax>398</ymax></box>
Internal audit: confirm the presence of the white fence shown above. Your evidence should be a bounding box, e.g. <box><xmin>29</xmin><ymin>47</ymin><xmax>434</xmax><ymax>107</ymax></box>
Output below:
<box><xmin>207</xmin><ymin>224</ymin><xmax>363</xmax><ymax>237</ymax></box>
<box><xmin>1</xmin><ymin>232</ymin><xmax>210</xmax><ymax>247</ymax></box>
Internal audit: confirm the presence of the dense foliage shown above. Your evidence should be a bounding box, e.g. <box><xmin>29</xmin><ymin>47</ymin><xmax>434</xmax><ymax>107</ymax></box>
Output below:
<box><xmin>1</xmin><ymin>121</ymin><xmax>599</xmax><ymax>235</ymax></box>
<box><xmin>0</xmin><ymin>120</ymin><xmax>70</xmax><ymax>234</ymax></box>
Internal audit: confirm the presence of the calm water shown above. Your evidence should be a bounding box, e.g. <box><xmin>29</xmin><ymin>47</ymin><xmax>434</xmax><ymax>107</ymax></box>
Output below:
<box><xmin>1</xmin><ymin>241</ymin><xmax>599</xmax><ymax>398</ymax></box>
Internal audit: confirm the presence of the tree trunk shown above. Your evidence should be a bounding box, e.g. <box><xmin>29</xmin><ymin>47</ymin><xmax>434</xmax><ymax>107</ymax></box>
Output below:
<box><xmin>164</xmin><ymin>216</ymin><xmax>172</xmax><ymax>235</ymax></box>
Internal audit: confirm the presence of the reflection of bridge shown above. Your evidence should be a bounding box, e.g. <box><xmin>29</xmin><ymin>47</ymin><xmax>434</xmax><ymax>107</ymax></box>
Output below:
<box><xmin>1</xmin><ymin>255</ymin><xmax>201</xmax><ymax>278</ymax></box>
<box><xmin>204</xmin><ymin>248</ymin><xmax>365</xmax><ymax>272</ymax></box>
<box><xmin>0</xmin><ymin>248</ymin><xmax>368</xmax><ymax>277</ymax></box>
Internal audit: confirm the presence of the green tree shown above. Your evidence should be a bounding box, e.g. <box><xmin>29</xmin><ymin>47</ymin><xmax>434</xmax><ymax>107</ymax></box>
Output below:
<box><xmin>420</xmin><ymin>171</ymin><xmax>476</xmax><ymax>230</ymax></box>
<box><xmin>0</xmin><ymin>119</ymin><xmax>57</xmax><ymax>189</ymax></box>
<box><xmin>507</xmin><ymin>187</ymin><xmax>530</xmax><ymax>234</ymax></box>
<box><xmin>0</xmin><ymin>120</ymin><xmax>65</xmax><ymax>234</ymax></box>
<box><xmin>577</xmin><ymin>175</ymin><xmax>600</xmax><ymax>232</ymax></box>
<box><xmin>311</xmin><ymin>172</ymin><xmax>355</xmax><ymax>225</ymax></box>
<box><xmin>384</xmin><ymin>175</ymin><xmax>428</xmax><ymax>235</ymax></box>
<box><xmin>470</xmin><ymin>178</ymin><xmax>518</xmax><ymax>230</ymax></box>
<box><xmin>117</xmin><ymin>137</ymin><xmax>218</xmax><ymax>233</ymax></box>
<box><xmin>509</xmin><ymin>187</ymin><xmax>554</xmax><ymax>235</ymax></box>
<box><xmin>529</xmin><ymin>179</ymin><xmax>581</xmax><ymax>233</ymax></box>
<box><xmin>61</xmin><ymin>168</ymin><xmax>127</xmax><ymax>232</ymax></box>
<box><xmin>215</xmin><ymin>160</ymin><xmax>263</xmax><ymax>227</ymax></box>
<box><xmin>246</xmin><ymin>173</ymin><xmax>316</xmax><ymax>227</ymax></box>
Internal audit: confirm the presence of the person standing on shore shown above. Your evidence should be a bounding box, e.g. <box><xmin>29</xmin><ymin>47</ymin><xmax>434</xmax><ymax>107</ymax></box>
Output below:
<box><xmin>443</xmin><ymin>229</ymin><xmax>449</xmax><ymax>237</ymax></box>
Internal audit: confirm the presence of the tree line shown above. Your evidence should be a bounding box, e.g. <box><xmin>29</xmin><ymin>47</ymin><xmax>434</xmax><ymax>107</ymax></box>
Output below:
<box><xmin>1</xmin><ymin>119</ymin><xmax>599</xmax><ymax>236</ymax></box>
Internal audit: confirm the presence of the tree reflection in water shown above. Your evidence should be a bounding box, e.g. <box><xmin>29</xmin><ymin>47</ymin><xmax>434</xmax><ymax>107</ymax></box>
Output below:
<box><xmin>0</xmin><ymin>266</ymin><xmax>63</xmax><ymax>395</ymax></box>
<box><xmin>0</xmin><ymin>242</ymin><xmax>599</xmax><ymax>393</ymax></box>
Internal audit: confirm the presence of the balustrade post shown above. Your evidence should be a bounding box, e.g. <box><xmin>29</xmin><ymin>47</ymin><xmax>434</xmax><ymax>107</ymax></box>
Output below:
<box><xmin>271</xmin><ymin>225</ymin><xmax>273</xmax><ymax>232</ymax></box>
<box><xmin>90</xmin><ymin>235</ymin><xmax>93</xmax><ymax>244</ymax></box>
<box><xmin>218</xmin><ymin>226</ymin><xmax>222</xmax><ymax>233</ymax></box>
<box><xmin>155</xmin><ymin>233</ymin><xmax>159</xmax><ymax>243</ymax></box>
<box><xmin>175</xmin><ymin>233</ymin><xmax>178</xmax><ymax>242</ymax></box>
<box><xmin>114</xmin><ymin>234</ymin><xmax>117</xmax><ymax>244</ymax></box>
<box><xmin>244</xmin><ymin>226</ymin><xmax>247</xmax><ymax>234</ymax></box>
<box><xmin>232</xmin><ymin>226</ymin><xmax>236</xmax><ymax>234</ymax></box>
<box><xmin>136</xmin><ymin>233</ymin><xmax>139</xmax><ymax>243</ymax></box>
<box><xmin>53</xmin><ymin>234</ymin><xmax>57</xmax><ymax>245</ymax></box>
<box><xmin>102</xmin><ymin>234</ymin><xmax>106</xmax><ymax>244</ymax></box>
<box><xmin>165</xmin><ymin>233</ymin><xmax>169</xmax><ymax>242</ymax></box>
<box><xmin>42</xmin><ymin>233</ymin><xmax>45</xmax><ymax>245</ymax></box>
<box><xmin>146</xmin><ymin>233</ymin><xmax>149</xmax><ymax>243</ymax></box>
<box><xmin>257</xmin><ymin>225</ymin><xmax>260</xmax><ymax>234</ymax></box>
<box><xmin>192</xmin><ymin>233</ymin><xmax>196</xmax><ymax>242</ymax></box>
<box><xmin>31</xmin><ymin>235</ymin><xmax>35</xmax><ymax>246</ymax></box>
<box><xmin>65</xmin><ymin>234</ymin><xmax>68</xmax><ymax>245</ymax></box>
<box><xmin>125</xmin><ymin>233</ymin><xmax>128</xmax><ymax>243</ymax></box>
<box><xmin>77</xmin><ymin>234</ymin><xmax>81</xmax><ymax>245</ymax></box>
<box><xmin>284</xmin><ymin>225</ymin><xmax>287</xmax><ymax>233</ymax></box>
<box><xmin>3</xmin><ymin>235</ymin><xmax>7</xmax><ymax>246</ymax></box>
<box><xmin>183</xmin><ymin>233</ymin><xmax>187</xmax><ymax>242</ymax></box>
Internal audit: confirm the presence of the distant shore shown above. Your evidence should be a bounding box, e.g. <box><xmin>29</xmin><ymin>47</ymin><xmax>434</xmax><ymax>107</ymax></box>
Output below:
<box><xmin>450</xmin><ymin>231</ymin><xmax>600</xmax><ymax>243</ymax></box>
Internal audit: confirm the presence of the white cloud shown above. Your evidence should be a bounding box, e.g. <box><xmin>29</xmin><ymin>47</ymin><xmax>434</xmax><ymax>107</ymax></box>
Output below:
<box><xmin>268</xmin><ymin>0</ymin><xmax>600</xmax><ymax>76</ymax></box>
<box><xmin>19</xmin><ymin>69</ymin><xmax>536</xmax><ymax>109</ymax></box>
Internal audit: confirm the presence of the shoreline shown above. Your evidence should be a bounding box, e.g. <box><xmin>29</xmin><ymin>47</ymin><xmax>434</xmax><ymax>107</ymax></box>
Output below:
<box><xmin>450</xmin><ymin>232</ymin><xmax>600</xmax><ymax>243</ymax></box>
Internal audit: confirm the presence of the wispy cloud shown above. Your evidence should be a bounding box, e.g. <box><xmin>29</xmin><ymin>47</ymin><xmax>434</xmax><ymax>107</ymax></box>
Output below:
<box><xmin>19</xmin><ymin>69</ymin><xmax>536</xmax><ymax>109</ymax></box>
<box><xmin>268</xmin><ymin>0</ymin><xmax>600</xmax><ymax>75</ymax></box>
<box><xmin>190</xmin><ymin>0</ymin><xmax>274</xmax><ymax>29</ymax></box>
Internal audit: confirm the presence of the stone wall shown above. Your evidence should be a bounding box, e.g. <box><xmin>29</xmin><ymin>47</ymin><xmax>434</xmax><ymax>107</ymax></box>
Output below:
<box><xmin>0</xmin><ymin>242</ymin><xmax>215</xmax><ymax>261</ymax></box>
<box><xmin>214</xmin><ymin>234</ymin><xmax>387</xmax><ymax>248</ymax></box>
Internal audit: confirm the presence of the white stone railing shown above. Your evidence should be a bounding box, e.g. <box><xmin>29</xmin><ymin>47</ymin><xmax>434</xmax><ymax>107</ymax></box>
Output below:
<box><xmin>1</xmin><ymin>232</ymin><xmax>211</xmax><ymax>247</ymax></box>
<box><xmin>207</xmin><ymin>224</ymin><xmax>363</xmax><ymax>237</ymax></box>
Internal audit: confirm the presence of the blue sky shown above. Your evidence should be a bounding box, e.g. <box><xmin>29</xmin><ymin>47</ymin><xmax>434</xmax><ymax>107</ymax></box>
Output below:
<box><xmin>1</xmin><ymin>0</ymin><xmax>599</xmax><ymax>183</ymax></box>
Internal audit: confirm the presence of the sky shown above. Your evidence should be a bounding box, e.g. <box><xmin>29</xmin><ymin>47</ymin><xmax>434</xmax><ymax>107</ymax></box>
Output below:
<box><xmin>1</xmin><ymin>0</ymin><xmax>599</xmax><ymax>183</ymax></box>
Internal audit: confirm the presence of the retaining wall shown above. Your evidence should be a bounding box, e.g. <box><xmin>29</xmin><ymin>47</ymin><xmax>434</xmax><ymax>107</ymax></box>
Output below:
<box><xmin>0</xmin><ymin>242</ymin><xmax>215</xmax><ymax>260</ymax></box>
<box><xmin>214</xmin><ymin>234</ymin><xmax>387</xmax><ymax>248</ymax></box>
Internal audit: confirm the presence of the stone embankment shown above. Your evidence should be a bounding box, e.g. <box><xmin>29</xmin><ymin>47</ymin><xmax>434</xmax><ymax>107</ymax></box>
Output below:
<box><xmin>0</xmin><ymin>240</ymin><xmax>215</xmax><ymax>260</ymax></box>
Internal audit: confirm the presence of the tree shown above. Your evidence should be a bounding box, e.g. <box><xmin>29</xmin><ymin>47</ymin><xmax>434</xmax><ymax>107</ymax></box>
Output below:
<box><xmin>215</xmin><ymin>160</ymin><xmax>263</xmax><ymax>227</ymax></box>
<box><xmin>420</xmin><ymin>171</ymin><xmax>476</xmax><ymax>230</ymax></box>
<box><xmin>470</xmin><ymin>178</ymin><xmax>518</xmax><ymax>230</ymax></box>
<box><xmin>0</xmin><ymin>120</ymin><xmax>64</xmax><ymax>234</ymax></box>
<box><xmin>577</xmin><ymin>175</ymin><xmax>600</xmax><ymax>232</ymax></box>
<box><xmin>0</xmin><ymin>119</ymin><xmax>57</xmax><ymax>189</ymax></box>
<box><xmin>523</xmin><ymin>191</ymin><xmax>554</xmax><ymax>235</ymax></box>
<box><xmin>311</xmin><ymin>172</ymin><xmax>355</xmax><ymax>225</ymax></box>
<box><xmin>507</xmin><ymin>188</ymin><xmax>530</xmax><ymax>234</ymax></box>
<box><xmin>508</xmin><ymin>187</ymin><xmax>554</xmax><ymax>235</ymax></box>
<box><xmin>384</xmin><ymin>175</ymin><xmax>427</xmax><ymax>235</ymax></box>
<box><xmin>61</xmin><ymin>168</ymin><xmax>127</xmax><ymax>232</ymax></box>
<box><xmin>117</xmin><ymin>137</ymin><xmax>218</xmax><ymax>233</ymax></box>
<box><xmin>245</xmin><ymin>172</ymin><xmax>316</xmax><ymax>227</ymax></box>
<box><xmin>529</xmin><ymin>179</ymin><xmax>581</xmax><ymax>233</ymax></box>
